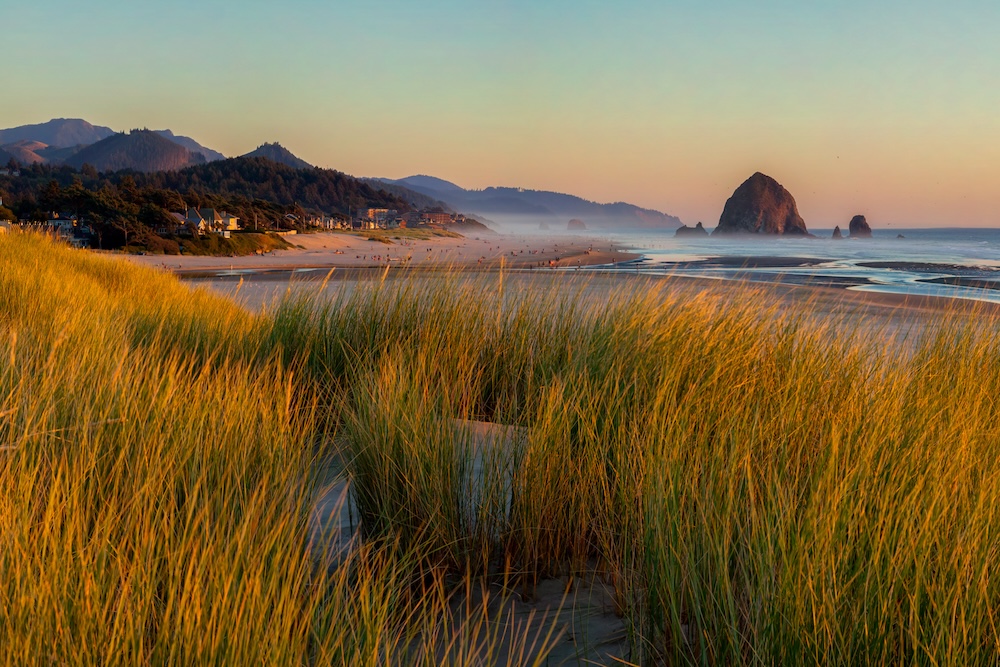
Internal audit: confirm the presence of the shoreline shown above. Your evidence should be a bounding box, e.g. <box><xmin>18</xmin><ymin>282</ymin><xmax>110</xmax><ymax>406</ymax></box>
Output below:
<box><xmin>116</xmin><ymin>230</ymin><xmax>1000</xmax><ymax>315</ymax></box>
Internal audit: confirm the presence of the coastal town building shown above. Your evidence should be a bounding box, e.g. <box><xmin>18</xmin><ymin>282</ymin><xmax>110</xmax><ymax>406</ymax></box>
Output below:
<box><xmin>365</xmin><ymin>208</ymin><xmax>392</xmax><ymax>222</ymax></box>
<box><xmin>182</xmin><ymin>207</ymin><xmax>240</xmax><ymax>237</ymax></box>
<box><xmin>305</xmin><ymin>215</ymin><xmax>349</xmax><ymax>230</ymax></box>
<box><xmin>29</xmin><ymin>213</ymin><xmax>90</xmax><ymax>248</ymax></box>
<box><xmin>421</xmin><ymin>213</ymin><xmax>465</xmax><ymax>225</ymax></box>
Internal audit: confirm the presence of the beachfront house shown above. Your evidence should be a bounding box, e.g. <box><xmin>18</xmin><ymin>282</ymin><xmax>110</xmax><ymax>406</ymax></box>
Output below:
<box><xmin>362</xmin><ymin>208</ymin><xmax>400</xmax><ymax>230</ymax></box>
<box><xmin>183</xmin><ymin>208</ymin><xmax>240</xmax><ymax>237</ymax></box>
<box><xmin>216</xmin><ymin>211</ymin><xmax>240</xmax><ymax>232</ymax></box>
<box><xmin>43</xmin><ymin>214</ymin><xmax>89</xmax><ymax>248</ymax></box>
<box><xmin>422</xmin><ymin>212</ymin><xmax>454</xmax><ymax>225</ymax></box>
<box><xmin>163</xmin><ymin>212</ymin><xmax>186</xmax><ymax>235</ymax></box>
<box><xmin>306</xmin><ymin>215</ymin><xmax>348</xmax><ymax>230</ymax></box>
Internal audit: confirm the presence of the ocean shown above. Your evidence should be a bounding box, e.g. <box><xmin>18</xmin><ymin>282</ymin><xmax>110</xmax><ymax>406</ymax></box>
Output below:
<box><xmin>605</xmin><ymin>228</ymin><xmax>1000</xmax><ymax>304</ymax></box>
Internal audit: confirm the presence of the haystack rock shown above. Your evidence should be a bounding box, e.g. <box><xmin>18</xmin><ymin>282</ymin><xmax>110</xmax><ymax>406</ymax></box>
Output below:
<box><xmin>567</xmin><ymin>218</ymin><xmax>587</xmax><ymax>231</ymax></box>
<box><xmin>832</xmin><ymin>225</ymin><xmax>843</xmax><ymax>239</ymax></box>
<box><xmin>849</xmin><ymin>215</ymin><xmax>872</xmax><ymax>238</ymax></box>
<box><xmin>675</xmin><ymin>221</ymin><xmax>709</xmax><ymax>237</ymax></box>
<box><xmin>713</xmin><ymin>172</ymin><xmax>809</xmax><ymax>236</ymax></box>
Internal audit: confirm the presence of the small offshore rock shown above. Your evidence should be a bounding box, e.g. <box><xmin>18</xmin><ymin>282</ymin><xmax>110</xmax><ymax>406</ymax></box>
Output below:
<box><xmin>675</xmin><ymin>221</ymin><xmax>709</xmax><ymax>237</ymax></box>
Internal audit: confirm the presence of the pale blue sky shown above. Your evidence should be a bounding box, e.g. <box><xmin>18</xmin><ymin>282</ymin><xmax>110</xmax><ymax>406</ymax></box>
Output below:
<box><xmin>5</xmin><ymin>1</ymin><xmax>1000</xmax><ymax>225</ymax></box>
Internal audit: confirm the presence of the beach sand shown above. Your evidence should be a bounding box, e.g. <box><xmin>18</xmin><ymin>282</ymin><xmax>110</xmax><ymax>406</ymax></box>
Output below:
<box><xmin>122</xmin><ymin>231</ymin><xmax>638</xmax><ymax>274</ymax></box>
<box><xmin>309</xmin><ymin>421</ymin><xmax>631</xmax><ymax>665</ymax></box>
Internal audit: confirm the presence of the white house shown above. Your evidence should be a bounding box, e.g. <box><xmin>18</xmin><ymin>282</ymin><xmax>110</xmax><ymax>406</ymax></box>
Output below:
<box><xmin>183</xmin><ymin>208</ymin><xmax>240</xmax><ymax>236</ymax></box>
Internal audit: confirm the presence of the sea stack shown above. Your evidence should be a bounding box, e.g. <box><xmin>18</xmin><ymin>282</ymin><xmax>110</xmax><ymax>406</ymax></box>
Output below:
<box><xmin>676</xmin><ymin>222</ymin><xmax>709</xmax><ymax>237</ymax></box>
<box><xmin>849</xmin><ymin>215</ymin><xmax>872</xmax><ymax>238</ymax></box>
<box><xmin>567</xmin><ymin>218</ymin><xmax>587</xmax><ymax>231</ymax></box>
<box><xmin>832</xmin><ymin>225</ymin><xmax>843</xmax><ymax>239</ymax></box>
<box><xmin>713</xmin><ymin>172</ymin><xmax>809</xmax><ymax>236</ymax></box>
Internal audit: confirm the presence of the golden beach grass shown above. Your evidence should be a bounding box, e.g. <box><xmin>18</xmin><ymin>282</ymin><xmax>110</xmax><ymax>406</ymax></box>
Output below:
<box><xmin>5</xmin><ymin>232</ymin><xmax>1000</xmax><ymax>664</ymax></box>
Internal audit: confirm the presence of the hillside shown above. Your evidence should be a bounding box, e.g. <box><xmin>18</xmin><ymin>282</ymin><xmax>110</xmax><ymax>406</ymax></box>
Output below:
<box><xmin>131</xmin><ymin>156</ymin><xmax>410</xmax><ymax>216</ymax></box>
<box><xmin>241</xmin><ymin>143</ymin><xmax>312</xmax><ymax>169</ymax></box>
<box><xmin>37</xmin><ymin>144</ymin><xmax>87</xmax><ymax>163</ymax></box>
<box><xmin>0</xmin><ymin>140</ymin><xmax>91</xmax><ymax>166</ymax></box>
<box><xmin>154</xmin><ymin>130</ymin><xmax>225</xmax><ymax>162</ymax></box>
<box><xmin>378</xmin><ymin>176</ymin><xmax>682</xmax><ymax>230</ymax></box>
<box><xmin>0</xmin><ymin>118</ymin><xmax>114</xmax><ymax>147</ymax></box>
<box><xmin>65</xmin><ymin>130</ymin><xmax>206</xmax><ymax>173</ymax></box>
<box><xmin>361</xmin><ymin>178</ymin><xmax>452</xmax><ymax>211</ymax></box>
<box><xmin>391</xmin><ymin>174</ymin><xmax>465</xmax><ymax>194</ymax></box>
<box><xmin>1</xmin><ymin>140</ymin><xmax>48</xmax><ymax>165</ymax></box>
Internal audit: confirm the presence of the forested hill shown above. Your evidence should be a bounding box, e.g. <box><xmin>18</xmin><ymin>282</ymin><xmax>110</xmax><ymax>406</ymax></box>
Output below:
<box><xmin>0</xmin><ymin>157</ymin><xmax>423</xmax><ymax>249</ymax></box>
<box><xmin>131</xmin><ymin>157</ymin><xmax>410</xmax><ymax>215</ymax></box>
<box><xmin>241</xmin><ymin>143</ymin><xmax>312</xmax><ymax>169</ymax></box>
<box><xmin>66</xmin><ymin>130</ymin><xmax>206</xmax><ymax>173</ymax></box>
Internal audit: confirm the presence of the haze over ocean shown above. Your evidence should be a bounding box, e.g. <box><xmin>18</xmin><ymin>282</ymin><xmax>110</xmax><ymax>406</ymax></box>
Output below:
<box><xmin>597</xmin><ymin>228</ymin><xmax>1000</xmax><ymax>304</ymax></box>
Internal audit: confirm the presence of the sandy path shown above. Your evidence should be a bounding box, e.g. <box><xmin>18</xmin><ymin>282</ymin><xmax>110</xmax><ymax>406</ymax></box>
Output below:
<box><xmin>308</xmin><ymin>420</ymin><xmax>631</xmax><ymax>665</ymax></box>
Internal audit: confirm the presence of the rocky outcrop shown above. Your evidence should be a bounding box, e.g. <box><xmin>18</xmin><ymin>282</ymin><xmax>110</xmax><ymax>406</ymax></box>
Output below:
<box><xmin>832</xmin><ymin>225</ymin><xmax>843</xmax><ymax>239</ymax></box>
<box><xmin>676</xmin><ymin>222</ymin><xmax>709</xmax><ymax>237</ymax></box>
<box><xmin>713</xmin><ymin>172</ymin><xmax>808</xmax><ymax>236</ymax></box>
<box><xmin>567</xmin><ymin>218</ymin><xmax>587</xmax><ymax>231</ymax></box>
<box><xmin>849</xmin><ymin>215</ymin><xmax>872</xmax><ymax>238</ymax></box>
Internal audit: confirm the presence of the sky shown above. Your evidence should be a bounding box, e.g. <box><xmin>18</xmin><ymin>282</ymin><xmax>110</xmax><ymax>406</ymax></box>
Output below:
<box><xmin>4</xmin><ymin>0</ymin><xmax>1000</xmax><ymax>227</ymax></box>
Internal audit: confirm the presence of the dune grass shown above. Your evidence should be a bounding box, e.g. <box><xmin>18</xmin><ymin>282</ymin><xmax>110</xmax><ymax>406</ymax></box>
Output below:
<box><xmin>0</xmin><ymin>235</ymin><xmax>555</xmax><ymax>665</ymax></box>
<box><xmin>5</xmin><ymin>232</ymin><xmax>1000</xmax><ymax>664</ymax></box>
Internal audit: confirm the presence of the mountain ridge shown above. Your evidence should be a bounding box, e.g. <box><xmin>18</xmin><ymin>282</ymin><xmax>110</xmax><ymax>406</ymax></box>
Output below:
<box><xmin>0</xmin><ymin>118</ymin><xmax>115</xmax><ymax>148</ymax></box>
<box><xmin>153</xmin><ymin>130</ymin><xmax>225</xmax><ymax>162</ymax></box>
<box><xmin>378</xmin><ymin>176</ymin><xmax>681</xmax><ymax>230</ymax></box>
<box><xmin>0</xmin><ymin>120</ymin><xmax>226</xmax><ymax>167</ymax></box>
